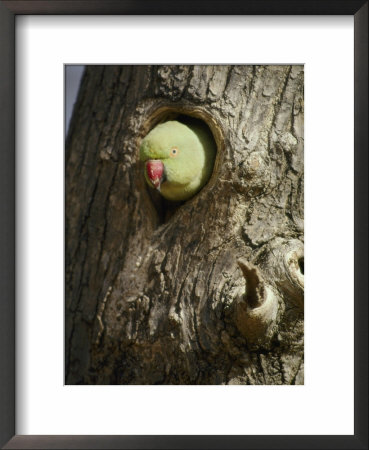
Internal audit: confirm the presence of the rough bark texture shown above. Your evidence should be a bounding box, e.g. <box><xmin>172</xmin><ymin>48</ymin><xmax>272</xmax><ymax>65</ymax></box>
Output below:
<box><xmin>65</xmin><ymin>65</ymin><xmax>304</xmax><ymax>385</ymax></box>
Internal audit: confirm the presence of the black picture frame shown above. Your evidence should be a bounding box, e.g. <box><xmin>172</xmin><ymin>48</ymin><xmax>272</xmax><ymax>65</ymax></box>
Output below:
<box><xmin>0</xmin><ymin>1</ymin><xmax>367</xmax><ymax>449</ymax></box>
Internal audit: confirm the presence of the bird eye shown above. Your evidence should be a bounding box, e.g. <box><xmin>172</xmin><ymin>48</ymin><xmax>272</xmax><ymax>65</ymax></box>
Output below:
<box><xmin>170</xmin><ymin>147</ymin><xmax>179</xmax><ymax>157</ymax></box>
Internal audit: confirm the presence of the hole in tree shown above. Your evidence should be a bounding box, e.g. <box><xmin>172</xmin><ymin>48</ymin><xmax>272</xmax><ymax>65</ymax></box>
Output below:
<box><xmin>140</xmin><ymin>109</ymin><xmax>220</xmax><ymax>224</ymax></box>
<box><xmin>298</xmin><ymin>257</ymin><xmax>304</xmax><ymax>275</ymax></box>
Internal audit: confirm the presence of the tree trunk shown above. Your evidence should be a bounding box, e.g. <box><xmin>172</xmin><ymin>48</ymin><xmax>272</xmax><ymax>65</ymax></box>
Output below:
<box><xmin>66</xmin><ymin>65</ymin><xmax>304</xmax><ymax>385</ymax></box>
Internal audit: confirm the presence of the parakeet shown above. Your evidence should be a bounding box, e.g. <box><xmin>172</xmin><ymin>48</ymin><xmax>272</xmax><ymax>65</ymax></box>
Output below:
<box><xmin>139</xmin><ymin>120</ymin><xmax>216</xmax><ymax>201</ymax></box>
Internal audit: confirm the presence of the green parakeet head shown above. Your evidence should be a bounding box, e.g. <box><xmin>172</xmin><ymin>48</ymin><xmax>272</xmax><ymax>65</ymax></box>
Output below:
<box><xmin>139</xmin><ymin>120</ymin><xmax>216</xmax><ymax>201</ymax></box>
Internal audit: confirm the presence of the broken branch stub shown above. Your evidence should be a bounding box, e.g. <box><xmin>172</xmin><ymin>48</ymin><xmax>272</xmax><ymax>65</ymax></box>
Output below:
<box><xmin>234</xmin><ymin>259</ymin><xmax>279</xmax><ymax>349</ymax></box>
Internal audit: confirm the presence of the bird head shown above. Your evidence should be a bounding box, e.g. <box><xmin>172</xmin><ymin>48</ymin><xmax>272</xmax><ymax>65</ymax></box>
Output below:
<box><xmin>139</xmin><ymin>120</ymin><xmax>215</xmax><ymax>201</ymax></box>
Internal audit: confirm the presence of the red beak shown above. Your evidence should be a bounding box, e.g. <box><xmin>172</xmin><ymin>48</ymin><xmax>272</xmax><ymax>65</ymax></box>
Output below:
<box><xmin>145</xmin><ymin>160</ymin><xmax>164</xmax><ymax>190</ymax></box>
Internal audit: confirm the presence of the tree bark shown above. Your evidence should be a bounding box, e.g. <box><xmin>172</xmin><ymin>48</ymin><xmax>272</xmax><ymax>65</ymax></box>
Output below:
<box><xmin>66</xmin><ymin>65</ymin><xmax>304</xmax><ymax>385</ymax></box>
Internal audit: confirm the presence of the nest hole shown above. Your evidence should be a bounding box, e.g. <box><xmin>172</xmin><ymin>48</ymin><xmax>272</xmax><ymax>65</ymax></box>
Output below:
<box><xmin>140</xmin><ymin>107</ymin><xmax>222</xmax><ymax>224</ymax></box>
